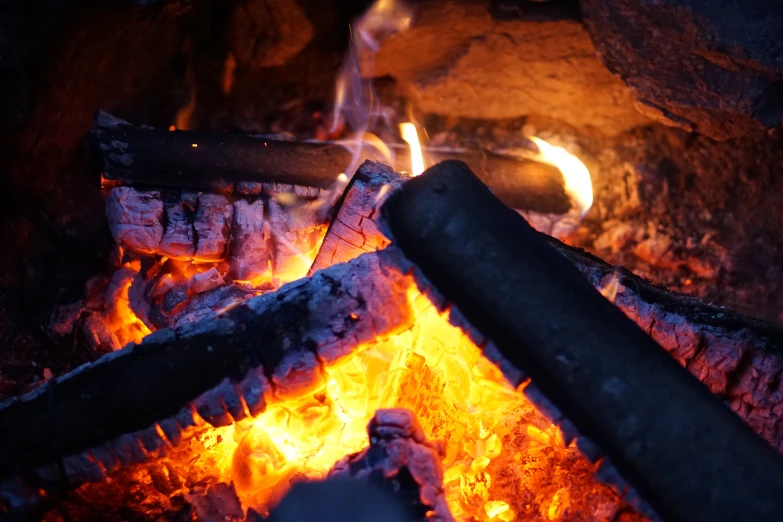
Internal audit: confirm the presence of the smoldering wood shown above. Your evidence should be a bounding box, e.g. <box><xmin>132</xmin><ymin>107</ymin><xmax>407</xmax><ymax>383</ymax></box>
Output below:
<box><xmin>380</xmin><ymin>159</ymin><xmax>783</xmax><ymax>522</ymax></box>
<box><xmin>158</xmin><ymin>192</ymin><xmax>195</xmax><ymax>259</ymax></box>
<box><xmin>193</xmin><ymin>193</ymin><xmax>233</xmax><ymax>262</ymax></box>
<box><xmin>106</xmin><ymin>185</ymin><xmax>322</xmax><ymax>275</ymax></box>
<box><xmin>229</xmin><ymin>199</ymin><xmax>269</xmax><ymax>281</ymax></box>
<box><xmin>0</xmin><ymin>250</ymin><xmax>415</xmax><ymax>492</ymax></box>
<box><xmin>310</xmin><ymin>161</ymin><xmax>407</xmax><ymax>273</ymax></box>
<box><xmin>91</xmin><ymin>115</ymin><xmax>571</xmax><ymax>214</ymax></box>
<box><xmin>327</xmin><ymin>408</ymin><xmax>453</xmax><ymax>522</ymax></box>
<box><xmin>545</xmin><ymin>237</ymin><xmax>783</xmax><ymax>452</ymax></box>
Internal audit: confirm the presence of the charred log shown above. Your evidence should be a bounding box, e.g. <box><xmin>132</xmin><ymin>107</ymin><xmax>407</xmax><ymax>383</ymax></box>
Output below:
<box><xmin>0</xmin><ymin>250</ymin><xmax>415</xmax><ymax>489</ymax></box>
<box><xmin>310</xmin><ymin>161</ymin><xmax>407</xmax><ymax>273</ymax></box>
<box><xmin>381</xmin><ymin>160</ymin><xmax>783</xmax><ymax>522</ymax></box>
<box><xmin>91</xmin><ymin>115</ymin><xmax>571</xmax><ymax>214</ymax></box>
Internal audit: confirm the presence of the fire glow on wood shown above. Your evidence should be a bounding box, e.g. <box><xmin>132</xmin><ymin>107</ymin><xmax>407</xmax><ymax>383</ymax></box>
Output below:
<box><xmin>38</xmin><ymin>1</ymin><xmax>613</xmax><ymax>520</ymax></box>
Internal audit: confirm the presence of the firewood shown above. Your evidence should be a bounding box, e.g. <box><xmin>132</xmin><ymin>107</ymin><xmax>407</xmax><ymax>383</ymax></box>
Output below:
<box><xmin>380</xmin><ymin>159</ymin><xmax>783</xmax><ymax>522</ymax></box>
<box><xmin>0</xmin><ymin>249</ymin><xmax>415</xmax><ymax>491</ymax></box>
<box><xmin>310</xmin><ymin>161</ymin><xmax>406</xmax><ymax>273</ymax></box>
<box><xmin>90</xmin><ymin>113</ymin><xmax>571</xmax><ymax>214</ymax></box>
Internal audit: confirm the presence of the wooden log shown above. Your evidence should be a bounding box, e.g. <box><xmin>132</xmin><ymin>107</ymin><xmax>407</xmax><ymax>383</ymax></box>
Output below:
<box><xmin>90</xmin><ymin>115</ymin><xmax>571</xmax><ymax>214</ymax></box>
<box><xmin>310</xmin><ymin>161</ymin><xmax>407</xmax><ymax>273</ymax></box>
<box><xmin>545</xmin><ymin>237</ymin><xmax>783</xmax><ymax>453</ymax></box>
<box><xmin>0</xmin><ymin>249</ymin><xmax>415</xmax><ymax>491</ymax></box>
<box><xmin>380</xmin><ymin>159</ymin><xmax>783</xmax><ymax>522</ymax></box>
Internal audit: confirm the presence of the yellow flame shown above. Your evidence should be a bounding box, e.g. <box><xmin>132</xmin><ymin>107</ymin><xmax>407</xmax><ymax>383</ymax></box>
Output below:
<box><xmin>527</xmin><ymin>136</ymin><xmax>593</xmax><ymax>218</ymax></box>
<box><xmin>400</xmin><ymin>122</ymin><xmax>425</xmax><ymax>176</ymax></box>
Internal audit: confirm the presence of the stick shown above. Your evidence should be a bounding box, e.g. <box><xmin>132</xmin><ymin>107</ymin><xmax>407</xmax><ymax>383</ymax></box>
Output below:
<box><xmin>380</xmin><ymin>159</ymin><xmax>783</xmax><ymax>522</ymax></box>
<box><xmin>90</xmin><ymin>114</ymin><xmax>571</xmax><ymax>214</ymax></box>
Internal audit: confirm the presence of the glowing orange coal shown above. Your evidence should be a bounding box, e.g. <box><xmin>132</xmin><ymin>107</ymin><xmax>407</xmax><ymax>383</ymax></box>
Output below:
<box><xmin>165</xmin><ymin>283</ymin><xmax>621</xmax><ymax>521</ymax></box>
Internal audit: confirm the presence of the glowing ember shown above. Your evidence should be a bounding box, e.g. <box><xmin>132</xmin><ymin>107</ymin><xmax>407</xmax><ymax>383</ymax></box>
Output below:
<box><xmin>151</xmin><ymin>281</ymin><xmax>624</xmax><ymax>521</ymax></box>
<box><xmin>526</xmin><ymin>136</ymin><xmax>593</xmax><ymax>218</ymax></box>
<box><xmin>400</xmin><ymin>122</ymin><xmax>425</xmax><ymax>175</ymax></box>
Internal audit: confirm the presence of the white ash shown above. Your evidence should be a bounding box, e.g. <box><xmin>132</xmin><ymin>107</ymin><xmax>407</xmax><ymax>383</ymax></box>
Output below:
<box><xmin>229</xmin><ymin>199</ymin><xmax>271</xmax><ymax>281</ymax></box>
<box><xmin>194</xmin><ymin>194</ymin><xmax>234</xmax><ymax>261</ymax></box>
<box><xmin>106</xmin><ymin>187</ymin><xmax>164</xmax><ymax>254</ymax></box>
<box><xmin>158</xmin><ymin>193</ymin><xmax>195</xmax><ymax>259</ymax></box>
<box><xmin>188</xmin><ymin>267</ymin><xmax>225</xmax><ymax>294</ymax></box>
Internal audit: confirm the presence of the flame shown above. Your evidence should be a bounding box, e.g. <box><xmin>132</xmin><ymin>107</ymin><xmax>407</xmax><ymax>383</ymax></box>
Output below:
<box><xmin>400</xmin><ymin>122</ymin><xmax>425</xmax><ymax>175</ymax></box>
<box><xmin>527</xmin><ymin>136</ymin><xmax>593</xmax><ymax>218</ymax></box>
<box><xmin>152</xmin><ymin>279</ymin><xmax>613</xmax><ymax>521</ymax></box>
<box><xmin>330</xmin><ymin>0</ymin><xmax>413</xmax><ymax>181</ymax></box>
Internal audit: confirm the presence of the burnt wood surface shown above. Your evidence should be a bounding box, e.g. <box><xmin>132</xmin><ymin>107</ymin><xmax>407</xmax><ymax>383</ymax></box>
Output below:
<box><xmin>381</xmin><ymin>160</ymin><xmax>783</xmax><ymax>522</ymax></box>
<box><xmin>91</xmin><ymin>116</ymin><xmax>571</xmax><ymax>214</ymax></box>
<box><xmin>550</xmin><ymin>238</ymin><xmax>783</xmax><ymax>454</ymax></box>
<box><xmin>0</xmin><ymin>250</ymin><xmax>414</xmax><ymax>489</ymax></box>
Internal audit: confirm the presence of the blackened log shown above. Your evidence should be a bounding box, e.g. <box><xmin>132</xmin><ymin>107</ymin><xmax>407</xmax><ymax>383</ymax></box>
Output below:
<box><xmin>381</xmin><ymin>160</ymin><xmax>783</xmax><ymax>522</ymax></box>
<box><xmin>90</xmin><ymin>117</ymin><xmax>571</xmax><ymax>214</ymax></box>
<box><xmin>0</xmin><ymin>250</ymin><xmax>415</xmax><ymax>486</ymax></box>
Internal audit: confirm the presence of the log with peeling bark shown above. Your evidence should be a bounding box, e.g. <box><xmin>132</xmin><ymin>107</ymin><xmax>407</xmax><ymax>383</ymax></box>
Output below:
<box><xmin>380</xmin><ymin>159</ymin><xmax>783</xmax><ymax>522</ymax></box>
<box><xmin>90</xmin><ymin>113</ymin><xmax>571</xmax><ymax>214</ymax></box>
<box><xmin>0</xmin><ymin>250</ymin><xmax>415</xmax><ymax>497</ymax></box>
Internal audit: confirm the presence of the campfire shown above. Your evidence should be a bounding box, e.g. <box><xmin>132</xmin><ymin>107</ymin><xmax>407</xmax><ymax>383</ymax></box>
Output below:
<box><xmin>3</xmin><ymin>0</ymin><xmax>783</xmax><ymax>521</ymax></box>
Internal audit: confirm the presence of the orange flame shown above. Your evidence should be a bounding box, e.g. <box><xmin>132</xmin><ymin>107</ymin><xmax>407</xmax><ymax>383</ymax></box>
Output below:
<box><xmin>526</xmin><ymin>136</ymin><xmax>593</xmax><ymax>218</ymax></box>
<box><xmin>400</xmin><ymin>122</ymin><xmax>425</xmax><ymax>175</ymax></box>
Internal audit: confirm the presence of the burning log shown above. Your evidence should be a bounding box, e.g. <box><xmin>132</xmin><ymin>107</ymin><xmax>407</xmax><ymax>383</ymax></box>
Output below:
<box><xmin>90</xmin><ymin>114</ymin><xmax>571</xmax><ymax>214</ymax></box>
<box><xmin>380</xmin><ymin>159</ymin><xmax>783</xmax><ymax>522</ymax></box>
<box><xmin>310</xmin><ymin>161</ymin><xmax>406</xmax><ymax>272</ymax></box>
<box><xmin>0</xmin><ymin>250</ymin><xmax>415</xmax><ymax>491</ymax></box>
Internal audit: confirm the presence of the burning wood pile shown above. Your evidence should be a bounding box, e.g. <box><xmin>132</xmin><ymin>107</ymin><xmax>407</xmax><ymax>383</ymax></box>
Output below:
<box><xmin>3</xmin><ymin>154</ymin><xmax>783</xmax><ymax>522</ymax></box>
<box><xmin>3</xmin><ymin>1</ymin><xmax>783</xmax><ymax>521</ymax></box>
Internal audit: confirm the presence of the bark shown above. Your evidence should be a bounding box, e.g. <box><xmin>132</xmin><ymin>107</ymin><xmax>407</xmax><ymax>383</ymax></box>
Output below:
<box><xmin>381</xmin><ymin>159</ymin><xmax>783</xmax><ymax>522</ymax></box>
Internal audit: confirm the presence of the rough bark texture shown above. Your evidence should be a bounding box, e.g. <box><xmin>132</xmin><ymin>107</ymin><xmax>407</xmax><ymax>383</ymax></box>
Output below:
<box><xmin>0</xmin><ymin>250</ymin><xmax>414</xmax><ymax>496</ymax></box>
<box><xmin>363</xmin><ymin>0</ymin><xmax>650</xmax><ymax>136</ymax></box>
<box><xmin>580</xmin><ymin>0</ymin><xmax>783</xmax><ymax>140</ymax></box>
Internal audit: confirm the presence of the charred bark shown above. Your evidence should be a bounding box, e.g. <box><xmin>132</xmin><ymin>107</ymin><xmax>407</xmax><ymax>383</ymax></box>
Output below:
<box><xmin>310</xmin><ymin>161</ymin><xmax>407</xmax><ymax>273</ymax></box>
<box><xmin>380</xmin><ymin>159</ymin><xmax>783</xmax><ymax>522</ymax></box>
<box><xmin>90</xmin><ymin>115</ymin><xmax>571</xmax><ymax>214</ymax></box>
<box><xmin>0</xmin><ymin>250</ymin><xmax>415</xmax><ymax>491</ymax></box>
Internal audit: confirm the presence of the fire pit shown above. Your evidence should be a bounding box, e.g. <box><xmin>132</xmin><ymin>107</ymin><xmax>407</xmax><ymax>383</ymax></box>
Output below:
<box><xmin>2</xmin><ymin>0</ymin><xmax>783</xmax><ymax>521</ymax></box>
